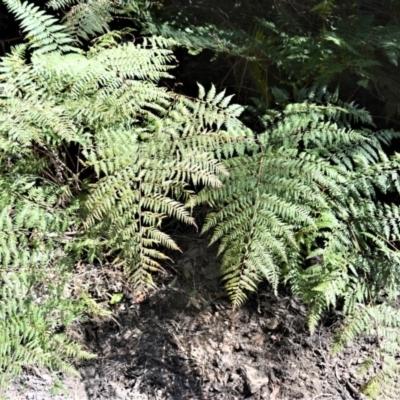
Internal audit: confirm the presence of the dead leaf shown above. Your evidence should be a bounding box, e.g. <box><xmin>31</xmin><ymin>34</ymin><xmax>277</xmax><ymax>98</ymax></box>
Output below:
<box><xmin>266</xmin><ymin>317</ymin><xmax>279</xmax><ymax>330</ymax></box>
<box><xmin>135</xmin><ymin>292</ymin><xmax>147</xmax><ymax>303</ymax></box>
<box><xmin>253</xmin><ymin>333</ymin><xmax>266</xmax><ymax>346</ymax></box>
<box><xmin>189</xmin><ymin>297</ymin><xmax>202</xmax><ymax>310</ymax></box>
<box><xmin>270</xmin><ymin>384</ymin><xmax>280</xmax><ymax>400</ymax></box>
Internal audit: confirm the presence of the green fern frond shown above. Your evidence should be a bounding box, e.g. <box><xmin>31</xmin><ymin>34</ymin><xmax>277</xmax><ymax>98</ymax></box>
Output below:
<box><xmin>59</xmin><ymin>0</ymin><xmax>115</xmax><ymax>40</ymax></box>
<box><xmin>46</xmin><ymin>0</ymin><xmax>78</xmax><ymax>9</ymax></box>
<box><xmin>46</xmin><ymin>0</ymin><xmax>151</xmax><ymax>41</ymax></box>
<box><xmin>332</xmin><ymin>304</ymin><xmax>400</xmax><ymax>399</ymax></box>
<box><xmin>3</xmin><ymin>0</ymin><xmax>75</xmax><ymax>54</ymax></box>
<box><xmin>0</xmin><ymin>177</ymin><xmax>95</xmax><ymax>391</ymax></box>
<box><xmin>0</xmin><ymin>29</ymin><xmax>249</xmax><ymax>296</ymax></box>
<box><xmin>82</xmin><ymin>78</ymin><xmax>249</xmax><ymax>290</ymax></box>
<box><xmin>199</xmin><ymin>102</ymin><xmax>360</xmax><ymax>306</ymax></box>
<box><xmin>199</xmin><ymin>96</ymin><xmax>400</xmax><ymax>331</ymax></box>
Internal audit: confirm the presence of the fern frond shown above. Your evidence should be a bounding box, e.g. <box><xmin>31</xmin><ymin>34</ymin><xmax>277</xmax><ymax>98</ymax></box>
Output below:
<box><xmin>332</xmin><ymin>304</ymin><xmax>400</xmax><ymax>399</ymax></box>
<box><xmin>46</xmin><ymin>0</ymin><xmax>151</xmax><ymax>41</ymax></box>
<box><xmin>199</xmin><ymin>102</ymin><xmax>359</xmax><ymax>306</ymax></box>
<box><xmin>3</xmin><ymin>0</ymin><xmax>75</xmax><ymax>54</ymax></box>
<box><xmin>83</xmin><ymin>77</ymin><xmax>249</xmax><ymax>290</ymax></box>
<box><xmin>0</xmin><ymin>174</ymin><xmax>96</xmax><ymax>391</ymax></box>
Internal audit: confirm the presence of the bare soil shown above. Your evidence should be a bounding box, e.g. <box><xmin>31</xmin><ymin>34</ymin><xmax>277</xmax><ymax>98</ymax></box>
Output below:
<box><xmin>6</xmin><ymin>232</ymin><xmax>373</xmax><ymax>400</ymax></box>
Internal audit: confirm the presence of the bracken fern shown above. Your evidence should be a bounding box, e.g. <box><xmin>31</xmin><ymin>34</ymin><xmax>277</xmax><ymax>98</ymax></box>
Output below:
<box><xmin>3</xmin><ymin>1</ymin><xmax>400</xmax><ymax>398</ymax></box>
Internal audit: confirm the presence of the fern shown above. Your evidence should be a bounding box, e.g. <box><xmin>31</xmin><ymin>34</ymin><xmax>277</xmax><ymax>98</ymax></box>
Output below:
<box><xmin>3</xmin><ymin>0</ymin><xmax>75</xmax><ymax>54</ymax></box>
<box><xmin>2</xmin><ymin>0</ymin><xmax>252</xmax><ymax>318</ymax></box>
<box><xmin>198</xmin><ymin>96</ymin><xmax>400</xmax><ymax>321</ymax></box>
<box><xmin>3</xmin><ymin>2</ymin><xmax>400</xmax><ymax>398</ymax></box>
<box><xmin>145</xmin><ymin>1</ymin><xmax>400</xmax><ymax>120</ymax></box>
<box><xmin>332</xmin><ymin>304</ymin><xmax>400</xmax><ymax>399</ymax></box>
<box><xmin>198</xmin><ymin>102</ymin><xmax>349</xmax><ymax>306</ymax></box>
<box><xmin>193</xmin><ymin>91</ymin><xmax>400</xmax><ymax>397</ymax></box>
<box><xmin>48</xmin><ymin>0</ymin><xmax>117</xmax><ymax>41</ymax></box>
<box><xmin>0</xmin><ymin>271</ymin><xmax>95</xmax><ymax>390</ymax></box>
<box><xmin>47</xmin><ymin>0</ymin><xmax>152</xmax><ymax>41</ymax></box>
<box><xmin>82</xmin><ymin>80</ymin><xmax>249</xmax><ymax>290</ymax></box>
<box><xmin>0</xmin><ymin>175</ymin><xmax>95</xmax><ymax>392</ymax></box>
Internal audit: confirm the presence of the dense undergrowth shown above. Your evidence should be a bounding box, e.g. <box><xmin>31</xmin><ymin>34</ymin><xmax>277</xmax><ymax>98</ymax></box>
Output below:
<box><xmin>1</xmin><ymin>1</ymin><xmax>400</xmax><ymax>398</ymax></box>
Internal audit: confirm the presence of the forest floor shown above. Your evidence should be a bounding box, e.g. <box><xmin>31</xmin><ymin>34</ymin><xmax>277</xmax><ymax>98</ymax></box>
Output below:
<box><xmin>6</xmin><ymin>229</ymin><xmax>374</xmax><ymax>400</ymax></box>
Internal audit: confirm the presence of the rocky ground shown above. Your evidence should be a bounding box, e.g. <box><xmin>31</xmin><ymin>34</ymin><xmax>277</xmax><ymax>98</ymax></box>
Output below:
<box><xmin>5</xmin><ymin>232</ymin><xmax>374</xmax><ymax>400</ymax></box>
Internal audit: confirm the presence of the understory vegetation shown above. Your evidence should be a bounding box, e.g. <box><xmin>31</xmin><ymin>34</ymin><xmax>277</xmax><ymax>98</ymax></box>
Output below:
<box><xmin>1</xmin><ymin>0</ymin><xmax>400</xmax><ymax>398</ymax></box>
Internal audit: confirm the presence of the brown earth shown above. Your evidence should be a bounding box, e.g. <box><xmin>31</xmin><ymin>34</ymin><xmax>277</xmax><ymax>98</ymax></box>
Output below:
<box><xmin>5</xmin><ymin>232</ymin><xmax>374</xmax><ymax>400</ymax></box>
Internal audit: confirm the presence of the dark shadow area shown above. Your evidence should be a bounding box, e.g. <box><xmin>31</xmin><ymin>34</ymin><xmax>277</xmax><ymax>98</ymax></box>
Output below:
<box><xmin>74</xmin><ymin>232</ymin><xmax>367</xmax><ymax>400</ymax></box>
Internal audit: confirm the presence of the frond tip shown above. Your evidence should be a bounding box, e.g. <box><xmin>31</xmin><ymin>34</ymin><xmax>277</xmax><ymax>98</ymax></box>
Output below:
<box><xmin>3</xmin><ymin>0</ymin><xmax>75</xmax><ymax>54</ymax></box>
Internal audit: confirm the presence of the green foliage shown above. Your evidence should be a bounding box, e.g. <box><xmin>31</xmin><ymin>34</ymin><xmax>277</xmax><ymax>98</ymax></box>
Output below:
<box><xmin>197</xmin><ymin>90</ymin><xmax>400</xmax><ymax>397</ymax></box>
<box><xmin>3</xmin><ymin>0</ymin><xmax>75</xmax><ymax>54</ymax></box>
<box><xmin>0</xmin><ymin>176</ymin><xmax>95</xmax><ymax>391</ymax></box>
<box><xmin>82</xmin><ymin>72</ymin><xmax>248</xmax><ymax>289</ymax></box>
<box><xmin>198</xmin><ymin>95</ymin><xmax>400</xmax><ymax>311</ymax></box>
<box><xmin>3</xmin><ymin>1</ymin><xmax>400</xmax><ymax>398</ymax></box>
<box><xmin>0</xmin><ymin>0</ymin><xmax>250</xmax><ymax>390</ymax></box>
<box><xmin>332</xmin><ymin>303</ymin><xmax>400</xmax><ymax>399</ymax></box>
<box><xmin>0</xmin><ymin>1</ymin><xmax>94</xmax><ymax>382</ymax></box>
<box><xmin>46</xmin><ymin>0</ymin><xmax>151</xmax><ymax>41</ymax></box>
<box><xmin>0</xmin><ymin>270</ymin><xmax>95</xmax><ymax>390</ymax></box>
<box><xmin>145</xmin><ymin>0</ymin><xmax>400</xmax><ymax>120</ymax></box>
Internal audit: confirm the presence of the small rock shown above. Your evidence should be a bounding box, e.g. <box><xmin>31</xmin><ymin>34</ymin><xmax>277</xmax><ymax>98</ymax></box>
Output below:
<box><xmin>261</xmin><ymin>388</ymin><xmax>271</xmax><ymax>399</ymax></box>
<box><xmin>113</xmin><ymin>386</ymin><xmax>127</xmax><ymax>399</ymax></box>
<box><xmin>299</xmin><ymin>372</ymin><xmax>309</xmax><ymax>380</ymax></box>
<box><xmin>229</xmin><ymin>372</ymin><xmax>241</xmax><ymax>382</ymax></box>
<box><xmin>213</xmin><ymin>382</ymin><xmax>224</xmax><ymax>392</ymax></box>
<box><xmin>241</xmin><ymin>365</ymin><xmax>269</xmax><ymax>394</ymax></box>
<box><xmin>216</xmin><ymin>353</ymin><xmax>234</xmax><ymax>370</ymax></box>
<box><xmin>219</xmin><ymin>343</ymin><xmax>231</xmax><ymax>353</ymax></box>
<box><xmin>266</xmin><ymin>317</ymin><xmax>279</xmax><ymax>330</ymax></box>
